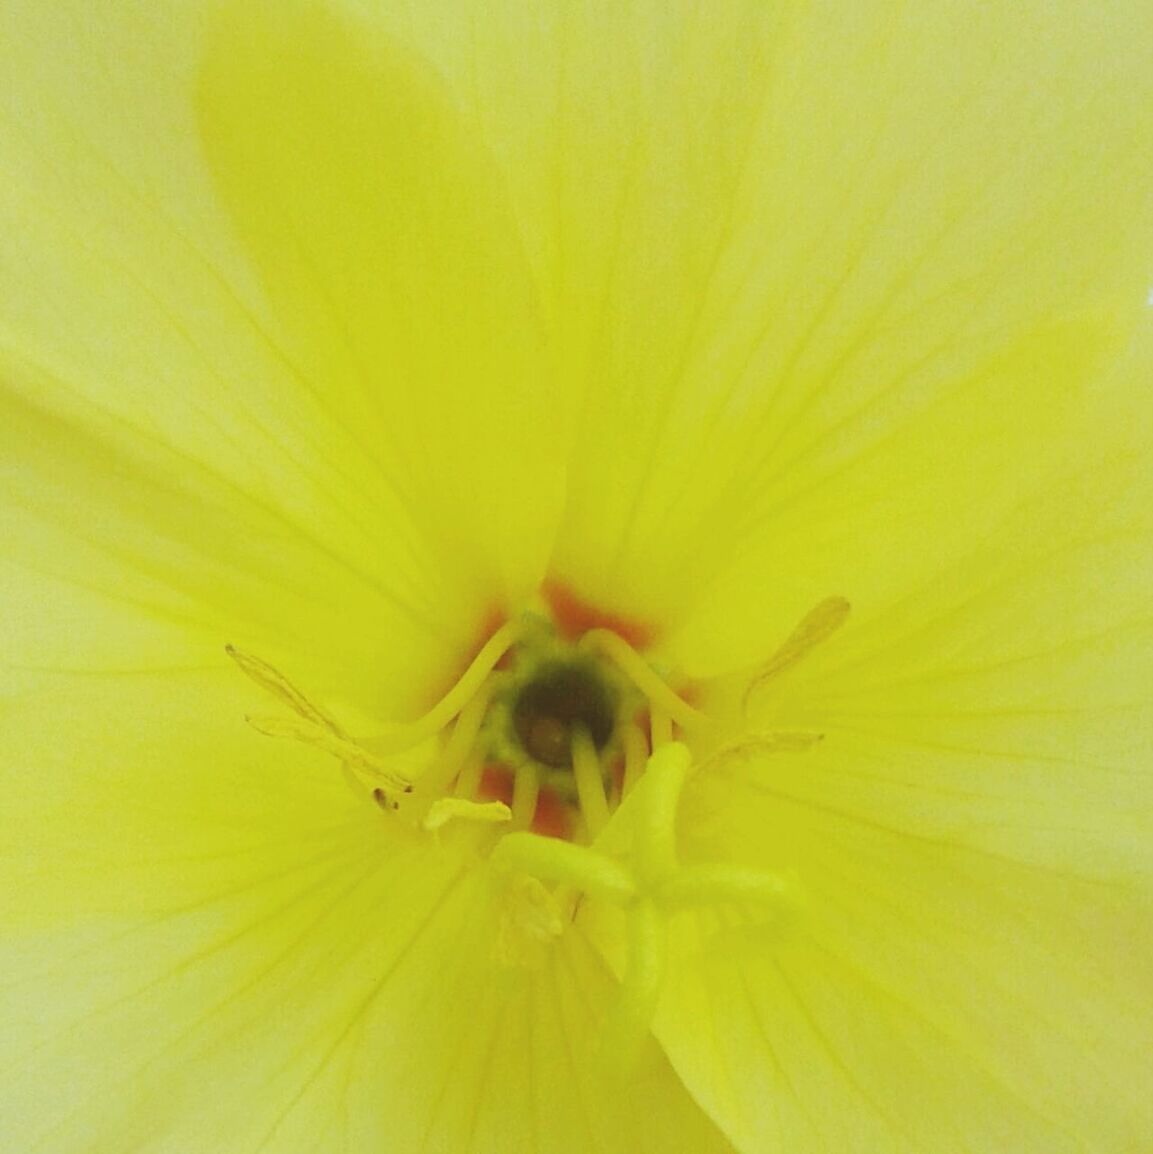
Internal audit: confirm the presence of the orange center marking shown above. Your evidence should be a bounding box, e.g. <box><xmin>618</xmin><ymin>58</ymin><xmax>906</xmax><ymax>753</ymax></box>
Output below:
<box><xmin>543</xmin><ymin>578</ymin><xmax>656</xmax><ymax>651</ymax></box>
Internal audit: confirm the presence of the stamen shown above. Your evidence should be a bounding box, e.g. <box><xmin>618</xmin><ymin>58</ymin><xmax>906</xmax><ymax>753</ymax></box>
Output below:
<box><xmin>414</xmin><ymin>674</ymin><xmax>504</xmax><ymax>798</ymax></box>
<box><xmin>226</xmin><ymin>644</ymin><xmax>347</xmax><ymax>735</ymax></box>
<box><xmin>648</xmin><ymin>704</ymin><xmax>673</xmax><ymax>750</ymax></box>
<box><xmin>453</xmin><ymin>746</ymin><xmax>486</xmax><ymax>800</ymax></box>
<box><xmin>422</xmin><ymin>796</ymin><xmax>511</xmax><ymax>832</ymax></box>
<box><xmin>227</xmin><ymin>645</ymin><xmax>411</xmax><ymax>802</ymax></box>
<box><xmin>511</xmin><ymin>763</ymin><xmax>541</xmax><ymax>830</ymax></box>
<box><xmin>374</xmin><ymin>618</ymin><xmax>524</xmax><ymax>755</ymax></box>
<box><xmin>743</xmin><ymin>596</ymin><xmax>850</xmax><ymax>713</ymax></box>
<box><xmin>579</xmin><ymin>629</ymin><xmax>706</xmax><ymax>730</ymax></box>
<box><xmin>571</xmin><ymin>726</ymin><xmax>610</xmax><ymax>838</ymax></box>
<box><xmin>494</xmin><ymin>873</ymin><xmax>565</xmax><ymax>967</ymax></box>
<box><xmin>245</xmin><ymin>714</ymin><xmax>410</xmax><ymax>797</ymax></box>
<box><xmin>700</xmin><ymin>730</ymin><xmax>824</xmax><ymax>775</ymax></box>
<box><xmin>621</xmin><ymin>723</ymin><xmax>648</xmax><ymax>798</ymax></box>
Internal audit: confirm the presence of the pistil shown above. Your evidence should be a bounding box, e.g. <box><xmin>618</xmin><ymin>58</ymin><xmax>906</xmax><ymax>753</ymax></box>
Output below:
<box><xmin>227</xmin><ymin>590</ymin><xmax>850</xmax><ymax>1069</ymax></box>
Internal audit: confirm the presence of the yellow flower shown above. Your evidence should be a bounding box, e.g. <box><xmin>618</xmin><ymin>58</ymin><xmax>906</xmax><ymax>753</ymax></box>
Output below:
<box><xmin>3</xmin><ymin>2</ymin><xmax>1152</xmax><ymax>1152</ymax></box>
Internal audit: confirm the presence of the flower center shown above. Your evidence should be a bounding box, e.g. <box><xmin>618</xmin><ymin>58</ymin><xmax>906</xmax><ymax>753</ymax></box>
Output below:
<box><xmin>226</xmin><ymin>587</ymin><xmax>851</xmax><ymax>1068</ymax></box>
<box><xmin>511</xmin><ymin>660</ymin><xmax>616</xmax><ymax>769</ymax></box>
<box><xmin>444</xmin><ymin>615</ymin><xmax>656</xmax><ymax>841</ymax></box>
<box><xmin>226</xmin><ymin>587</ymin><xmax>851</xmax><ymax>843</ymax></box>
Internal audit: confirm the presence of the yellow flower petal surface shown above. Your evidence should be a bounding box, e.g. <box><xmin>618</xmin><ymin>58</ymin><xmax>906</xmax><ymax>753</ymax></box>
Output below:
<box><xmin>363</xmin><ymin>2</ymin><xmax>1153</xmax><ymax>664</ymax></box>
<box><xmin>2</xmin><ymin>1</ymin><xmax>1152</xmax><ymax>1153</ymax></box>
<box><xmin>1</xmin><ymin>666</ymin><xmax>735</xmax><ymax>1153</ymax></box>
<box><xmin>650</xmin><ymin>335</ymin><xmax>1153</xmax><ymax>1150</ymax></box>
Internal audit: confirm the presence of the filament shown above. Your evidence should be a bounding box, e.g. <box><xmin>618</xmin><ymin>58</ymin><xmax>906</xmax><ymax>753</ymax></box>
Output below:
<box><xmin>571</xmin><ymin>726</ymin><xmax>610</xmax><ymax>838</ymax></box>
<box><xmin>374</xmin><ymin>619</ymin><xmax>524</xmax><ymax>755</ymax></box>
<box><xmin>453</xmin><ymin>746</ymin><xmax>486</xmax><ymax>800</ymax></box>
<box><xmin>511</xmin><ymin>763</ymin><xmax>541</xmax><ymax>830</ymax></box>
<box><xmin>578</xmin><ymin>628</ymin><xmax>706</xmax><ymax>730</ymax></box>
<box><xmin>415</xmin><ymin>673</ymin><xmax>505</xmax><ymax>798</ymax></box>
<box><xmin>621</xmin><ymin>723</ymin><xmax>648</xmax><ymax>799</ymax></box>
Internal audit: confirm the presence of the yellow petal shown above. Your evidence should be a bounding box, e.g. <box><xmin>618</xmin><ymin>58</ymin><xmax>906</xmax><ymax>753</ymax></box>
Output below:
<box><xmin>1</xmin><ymin>670</ymin><xmax>733</xmax><ymax>1153</ymax></box>
<box><xmin>0</xmin><ymin>365</ymin><xmax>454</xmax><ymax>716</ymax></box>
<box><xmin>197</xmin><ymin>0</ymin><xmax>562</xmax><ymax>606</ymax></box>
<box><xmin>0</xmin><ymin>0</ymin><xmax>559</xmax><ymax>711</ymax></box>
<box><xmin>357</xmin><ymin>3</ymin><xmax>1153</xmax><ymax>651</ymax></box>
<box><xmin>654</xmin><ymin>369</ymin><xmax>1153</xmax><ymax>1149</ymax></box>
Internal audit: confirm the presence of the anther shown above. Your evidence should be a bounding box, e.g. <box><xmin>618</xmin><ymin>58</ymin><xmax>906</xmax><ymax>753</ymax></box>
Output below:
<box><xmin>742</xmin><ymin>596</ymin><xmax>850</xmax><ymax>714</ymax></box>
<box><xmin>227</xmin><ymin>645</ymin><xmax>411</xmax><ymax>801</ymax></box>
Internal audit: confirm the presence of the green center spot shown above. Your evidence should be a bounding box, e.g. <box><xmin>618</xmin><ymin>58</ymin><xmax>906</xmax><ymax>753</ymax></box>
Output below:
<box><xmin>511</xmin><ymin>661</ymin><xmax>617</xmax><ymax>769</ymax></box>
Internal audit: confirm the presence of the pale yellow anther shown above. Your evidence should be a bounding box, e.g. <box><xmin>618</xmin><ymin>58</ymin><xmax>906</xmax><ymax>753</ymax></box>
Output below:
<box><xmin>494</xmin><ymin>873</ymin><xmax>565</xmax><ymax>968</ymax></box>
<box><xmin>245</xmin><ymin>714</ymin><xmax>411</xmax><ymax>797</ymax></box>
<box><xmin>701</xmin><ymin>730</ymin><xmax>825</xmax><ymax>777</ymax></box>
<box><xmin>226</xmin><ymin>645</ymin><xmax>346</xmax><ymax>735</ymax></box>
<box><xmin>422</xmin><ymin>796</ymin><xmax>511</xmax><ymax>832</ymax></box>
<box><xmin>228</xmin><ymin>645</ymin><xmax>412</xmax><ymax>804</ymax></box>
<box><xmin>743</xmin><ymin>596</ymin><xmax>850</xmax><ymax>714</ymax></box>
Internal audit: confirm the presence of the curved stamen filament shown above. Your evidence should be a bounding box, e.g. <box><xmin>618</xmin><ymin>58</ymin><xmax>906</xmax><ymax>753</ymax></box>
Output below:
<box><xmin>423</xmin><ymin>796</ymin><xmax>511</xmax><ymax>832</ymax></box>
<box><xmin>621</xmin><ymin>723</ymin><xmax>648</xmax><ymax>799</ymax></box>
<box><xmin>572</xmin><ymin>726</ymin><xmax>610</xmax><ymax>838</ymax></box>
<box><xmin>415</xmin><ymin>673</ymin><xmax>505</xmax><ymax>798</ymax></box>
<box><xmin>454</xmin><ymin>746</ymin><xmax>485</xmax><ymax>800</ymax></box>
<box><xmin>578</xmin><ymin>628</ymin><xmax>707</xmax><ymax>730</ymax></box>
<box><xmin>374</xmin><ymin>618</ymin><xmax>524</xmax><ymax>755</ymax></box>
<box><xmin>649</xmin><ymin>704</ymin><xmax>673</xmax><ymax>750</ymax></box>
<box><xmin>511</xmin><ymin>764</ymin><xmax>541</xmax><ymax>829</ymax></box>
